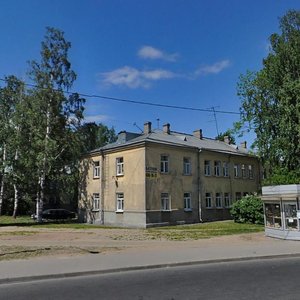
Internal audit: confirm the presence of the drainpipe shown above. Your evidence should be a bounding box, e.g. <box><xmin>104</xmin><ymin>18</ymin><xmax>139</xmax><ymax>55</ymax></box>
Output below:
<box><xmin>198</xmin><ymin>149</ymin><xmax>203</xmax><ymax>222</ymax></box>
<box><xmin>100</xmin><ymin>150</ymin><xmax>104</xmax><ymax>225</ymax></box>
<box><xmin>228</xmin><ymin>154</ymin><xmax>233</xmax><ymax>202</ymax></box>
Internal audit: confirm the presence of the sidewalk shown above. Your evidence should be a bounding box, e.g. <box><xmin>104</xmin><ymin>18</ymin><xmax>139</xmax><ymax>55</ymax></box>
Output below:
<box><xmin>1</xmin><ymin>232</ymin><xmax>300</xmax><ymax>283</ymax></box>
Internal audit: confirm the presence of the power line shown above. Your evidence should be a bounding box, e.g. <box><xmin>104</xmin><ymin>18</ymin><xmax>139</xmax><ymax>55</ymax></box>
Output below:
<box><xmin>0</xmin><ymin>77</ymin><xmax>240</xmax><ymax>115</ymax></box>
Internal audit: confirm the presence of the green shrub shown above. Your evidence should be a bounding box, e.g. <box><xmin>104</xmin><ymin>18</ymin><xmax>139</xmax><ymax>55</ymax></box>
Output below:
<box><xmin>230</xmin><ymin>195</ymin><xmax>264</xmax><ymax>225</ymax></box>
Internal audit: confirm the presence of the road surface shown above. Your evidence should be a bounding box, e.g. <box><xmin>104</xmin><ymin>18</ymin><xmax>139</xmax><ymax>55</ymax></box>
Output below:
<box><xmin>1</xmin><ymin>257</ymin><xmax>299</xmax><ymax>299</ymax></box>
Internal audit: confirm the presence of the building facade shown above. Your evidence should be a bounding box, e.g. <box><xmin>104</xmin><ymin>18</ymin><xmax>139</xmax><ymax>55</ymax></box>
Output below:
<box><xmin>79</xmin><ymin>122</ymin><xmax>261</xmax><ymax>227</ymax></box>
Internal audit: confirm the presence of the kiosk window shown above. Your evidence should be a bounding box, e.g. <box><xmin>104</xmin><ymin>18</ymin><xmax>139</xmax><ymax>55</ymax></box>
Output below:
<box><xmin>265</xmin><ymin>203</ymin><xmax>282</xmax><ymax>228</ymax></box>
<box><xmin>284</xmin><ymin>204</ymin><xmax>298</xmax><ymax>230</ymax></box>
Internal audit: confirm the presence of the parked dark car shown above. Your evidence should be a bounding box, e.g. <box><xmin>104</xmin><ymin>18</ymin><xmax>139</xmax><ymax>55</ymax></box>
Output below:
<box><xmin>31</xmin><ymin>209</ymin><xmax>76</xmax><ymax>220</ymax></box>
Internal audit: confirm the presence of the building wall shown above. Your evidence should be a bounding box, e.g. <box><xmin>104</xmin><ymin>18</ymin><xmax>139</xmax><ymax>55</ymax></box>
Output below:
<box><xmin>103</xmin><ymin>146</ymin><xmax>147</xmax><ymax>227</ymax></box>
<box><xmin>199</xmin><ymin>150</ymin><xmax>260</xmax><ymax>221</ymax></box>
<box><xmin>78</xmin><ymin>154</ymin><xmax>103</xmax><ymax>224</ymax></box>
<box><xmin>145</xmin><ymin>143</ymin><xmax>200</xmax><ymax>226</ymax></box>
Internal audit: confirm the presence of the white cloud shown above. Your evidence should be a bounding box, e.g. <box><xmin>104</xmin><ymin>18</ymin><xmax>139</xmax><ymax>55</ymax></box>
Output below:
<box><xmin>195</xmin><ymin>60</ymin><xmax>231</xmax><ymax>76</ymax></box>
<box><xmin>100</xmin><ymin>66</ymin><xmax>177</xmax><ymax>89</ymax></box>
<box><xmin>138</xmin><ymin>46</ymin><xmax>179</xmax><ymax>62</ymax></box>
<box><xmin>84</xmin><ymin>114</ymin><xmax>110</xmax><ymax>123</ymax></box>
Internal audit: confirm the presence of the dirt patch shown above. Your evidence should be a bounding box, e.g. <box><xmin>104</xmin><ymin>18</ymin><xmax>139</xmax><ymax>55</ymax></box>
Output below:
<box><xmin>0</xmin><ymin>226</ymin><xmax>266</xmax><ymax>261</ymax></box>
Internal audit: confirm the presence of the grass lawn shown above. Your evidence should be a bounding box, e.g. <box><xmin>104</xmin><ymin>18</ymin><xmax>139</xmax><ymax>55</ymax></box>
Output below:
<box><xmin>147</xmin><ymin>221</ymin><xmax>264</xmax><ymax>240</ymax></box>
<box><xmin>0</xmin><ymin>215</ymin><xmax>35</xmax><ymax>225</ymax></box>
<box><xmin>0</xmin><ymin>216</ymin><xmax>264</xmax><ymax>240</ymax></box>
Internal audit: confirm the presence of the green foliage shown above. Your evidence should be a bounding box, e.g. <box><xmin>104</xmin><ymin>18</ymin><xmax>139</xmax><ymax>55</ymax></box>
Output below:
<box><xmin>230</xmin><ymin>195</ymin><xmax>264</xmax><ymax>224</ymax></box>
<box><xmin>235</xmin><ymin>10</ymin><xmax>300</xmax><ymax>182</ymax></box>
<box><xmin>215</xmin><ymin>129</ymin><xmax>236</xmax><ymax>144</ymax></box>
<box><xmin>77</xmin><ymin>122</ymin><xmax>117</xmax><ymax>153</ymax></box>
<box><xmin>263</xmin><ymin>167</ymin><xmax>300</xmax><ymax>185</ymax></box>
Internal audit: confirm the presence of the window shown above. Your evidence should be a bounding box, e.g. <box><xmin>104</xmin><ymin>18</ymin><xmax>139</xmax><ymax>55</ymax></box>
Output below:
<box><xmin>224</xmin><ymin>193</ymin><xmax>231</xmax><ymax>208</ymax></box>
<box><xmin>216</xmin><ymin>193</ymin><xmax>222</xmax><ymax>208</ymax></box>
<box><xmin>248</xmin><ymin>165</ymin><xmax>253</xmax><ymax>179</ymax></box>
<box><xmin>241</xmin><ymin>164</ymin><xmax>246</xmax><ymax>178</ymax></box>
<box><xmin>160</xmin><ymin>155</ymin><xmax>169</xmax><ymax>173</ymax></box>
<box><xmin>235</xmin><ymin>192</ymin><xmax>242</xmax><ymax>201</ymax></box>
<box><xmin>214</xmin><ymin>161</ymin><xmax>221</xmax><ymax>176</ymax></box>
<box><xmin>116</xmin><ymin>157</ymin><xmax>124</xmax><ymax>176</ymax></box>
<box><xmin>265</xmin><ymin>203</ymin><xmax>282</xmax><ymax>228</ymax></box>
<box><xmin>116</xmin><ymin>193</ymin><xmax>124</xmax><ymax>212</ymax></box>
<box><xmin>205</xmin><ymin>193</ymin><xmax>212</xmax><ymax>208</ymax></box>
<box><xmin>184</xmin><ymin>192</ymin><xmax>192</xmax><ymax>211</ymax></box>
<box><xmin>204</xmin><ymin>160</ymin><xmax>211</xmax><ymax>176</ymax></box>
<box><xmin>93</xmin><ymin>193</ymin><xmax>100</xmax><ymax>210</ymax></box>
<box><xmin>284</xmin><ymin>204</ymin><xmax>297</xmax><ymax>230</ymax></box>
<box><xmin>93</xmin><ymin>161</ymin><xmax>100</xmax><ymax>178</ymax></box>
<box><xmin>161</xmin><ymin>193</ymin><xmax>170</xmax><ymax>211</ymax></box>
<box><xmin>234</xmin><ymin>164</ymin><xmax>239</xmax><ymax>177</ymax></box>
<box><xmin>223</xmin><ymin>162</ymin><xmax>229</xmax><ymax>177</ymax></box>
<box><xmin>183</xmin><ymin>157</ymin><xmax>191</xmax><ymax>175</ymax></box>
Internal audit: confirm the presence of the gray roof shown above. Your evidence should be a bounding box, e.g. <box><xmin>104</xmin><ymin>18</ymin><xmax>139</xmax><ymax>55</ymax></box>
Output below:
<box><xmin>90</xmin><ymin>129</ymin><xmax>253</xmax><ymax>157</ymax></box>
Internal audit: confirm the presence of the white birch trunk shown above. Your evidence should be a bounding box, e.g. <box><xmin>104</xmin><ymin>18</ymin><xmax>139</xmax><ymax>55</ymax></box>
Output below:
<box><xmin>36</xmin><ymin>100</ymin><xmax>51</xmax><ymax>222</ymax></box>
<box><xmin>0</xmin><ymin>145</ymin><xmax>7</xmax><ymax>216</ymax></box>
<box><xmin>12</xmin><ymin>183</ymin><xmax>19</xmax><ymax>218</ymax></box>
<box><xmin>12</xmin><ymin>149</ymin><xmax>19</xmax><ymax>218</ymax></box>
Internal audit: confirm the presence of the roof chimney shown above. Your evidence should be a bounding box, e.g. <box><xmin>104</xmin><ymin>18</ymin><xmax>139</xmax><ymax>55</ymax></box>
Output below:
<box><xmin>163</xmin><ymin>123</ymin><xmax>170</xmax><ymax>134</ymax></box>
<box><xmin>240</xmin><ymin>141</ymin><xmax>247</xmax><ymax>149</ymax></box>
<box><xmin>144</xmin><ymin>121</ymin><xmax>152</xmax><ymax>134</ymax></box>
<box><xmin>193</xmin><ymin>129</ymin><xmax>203</xmax><ymax>139</ymax></box>
<box><xmin>224</xmin><ymin>136</ymin><xmax>230</xmax><ymax>144</ymax></box>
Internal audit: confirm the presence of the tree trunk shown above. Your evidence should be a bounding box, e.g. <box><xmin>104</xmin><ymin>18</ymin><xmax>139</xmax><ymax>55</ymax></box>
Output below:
<box><xmin>12</xmin><ymin>149</ymin><xmax>19</xmax><ymax>219</ymax></box>
<box><xmin>36</xmin><ymin>101</ymin><xmax>51</xmax><ymax>222</ymax></box>
<box><xmin>0</xmin><ymin>145</ymin><xmax>7</xmax><ymax>216</ymax></box>
<box><xmin>12</xmin><ymin>183</ymin><xmax>19</xmax><ymax>218</ymax></box>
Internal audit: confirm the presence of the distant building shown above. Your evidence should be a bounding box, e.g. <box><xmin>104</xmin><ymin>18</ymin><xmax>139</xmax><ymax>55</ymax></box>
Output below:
<box><xmin>79</xmin><ymin>122</ymin><xmax>261</xmax><ymax>227</ymax></box>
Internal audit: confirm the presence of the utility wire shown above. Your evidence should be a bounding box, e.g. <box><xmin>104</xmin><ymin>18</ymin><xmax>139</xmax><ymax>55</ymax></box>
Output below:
<box><xmin>0</xmin><ymin>77</ymin><xmax>240</xmax><ymax>115</ymax></box>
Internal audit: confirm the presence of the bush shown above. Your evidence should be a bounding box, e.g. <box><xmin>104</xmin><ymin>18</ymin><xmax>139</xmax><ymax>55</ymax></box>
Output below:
<box><xmin>230</xmin><ymin>195</ymin><xmax>264</xmax><ymax>225</ymax></box>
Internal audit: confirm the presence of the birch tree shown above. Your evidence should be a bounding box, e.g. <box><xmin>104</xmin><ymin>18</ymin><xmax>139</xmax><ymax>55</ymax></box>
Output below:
<box><xmin>0</xmin><ymin>76</ymin><xmax>26</xmax><ymax>216</ymax></box>
<box><xmin>28</xmin><ymin>27</ymin><xmax>84</xmax><ymax>222</ymax></box>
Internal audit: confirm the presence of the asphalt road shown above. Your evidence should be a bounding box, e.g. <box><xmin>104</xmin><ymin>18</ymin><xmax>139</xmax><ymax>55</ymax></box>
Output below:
<box><xmin>1</xmin><ymin>257</ymin><xmax>300</xmax><ymax>300</ymax></box>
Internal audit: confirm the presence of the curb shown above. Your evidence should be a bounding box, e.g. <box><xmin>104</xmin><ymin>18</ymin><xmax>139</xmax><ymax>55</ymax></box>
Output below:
<box><xmin>1</xmin><ymin>253</ymin><xmax>300</xmax><ymax>285</ymax></box>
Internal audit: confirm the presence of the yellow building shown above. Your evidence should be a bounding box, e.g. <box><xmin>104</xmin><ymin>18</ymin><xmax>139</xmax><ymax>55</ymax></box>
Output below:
<box><xmin>79</xmin><ymin>122</ymin><xmax>261</xmax><ymax>227</ymax></box>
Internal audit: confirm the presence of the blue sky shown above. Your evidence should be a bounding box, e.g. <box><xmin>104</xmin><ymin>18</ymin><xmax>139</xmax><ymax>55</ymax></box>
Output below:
<box><xmin>0</xmin><ymin>0</ymin><xmax>299</xmax><ymax>145</ymax></box>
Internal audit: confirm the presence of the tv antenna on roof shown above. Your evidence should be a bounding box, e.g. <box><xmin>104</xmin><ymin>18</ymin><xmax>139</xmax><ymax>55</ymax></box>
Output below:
<box><xmin>209</xmin><ymin>106</ymin><xmax>220</xmax><ymax>136</ymax></box>
<box><xmin>133</xmin><ymin>122</ymin><xmax>143</xmax><ymax>133</ymax></box>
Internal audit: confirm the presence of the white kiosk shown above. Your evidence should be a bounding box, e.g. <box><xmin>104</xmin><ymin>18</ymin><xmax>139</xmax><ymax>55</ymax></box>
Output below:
<box><xmin>262</xmin><ymin>185</ymin><xmax>300</xmax><ymax>240</ymax></box>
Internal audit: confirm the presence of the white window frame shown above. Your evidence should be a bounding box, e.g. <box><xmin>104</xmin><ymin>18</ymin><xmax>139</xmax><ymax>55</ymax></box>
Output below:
<box><xmin>216</xmin><ymin>192</ymin><xmax>222</xmax><ymax>208</ymax></box>
<box><xmin>93</xmin><ymin>161</ymin><xmax>100</xmax><ymax>178</ymax></box>
<box><xmin>214</xmin><ymin>161</ymin><xmax>221</xmax><ymax>176</ymax></box>
<box><xmin>205</xmin><ymin>192</ymin><xmax>212</xmax><ymax>208</ymax></box>
<box><xmin>92</xmin><ymin>193</ymin><xmax>100</xmax><ymax>211</ymax></box>
<box><xmin>204</xmin><ymin>160</ymin><xmax>211</xmax><ymax>176</ymax></box>
<box><xmin>183</xmin><ymin>157</ymin><xmax>191</xmax><ymax>175</ymax></box>
<box><xmin>116</xmin><ymin>193</ymin><xmax>124</xmax><ymax>212</ymax></box>
<box><xmin>223</xmin><ymin>162</ymin><xmax>229</xmax><ymax>177</ymax></box>
<box><xmin>224</xmin><ymin>193</ymin><xmax>231</xmax><ymax>208</ymax></box>
<box><xmin>116</xmin><ymin>157</ymin><xmax>124</xmax><ymax>176</ymax></box>
<box><xmin>241</xmin><ymin>164</ymin><xmax>246</xmax><ymax>178</ymax></box>
<box><xmin>234</xmin><ymin>164</ymin><xmax>239</xmax><ymax>177</ymax></box>
<box><xmin>161</xmin><ymin>193</ymin><xmax>170</xmax><ymax>211</ymax></box>
<box><xmin>160</xmin><ymin>155</ymin><xmax>169</xmax><ymax>173</ymax></box>
<box><xmin>248</xmin><ymin>165</ymin><xmax>253</xmax><ymax>179</ymax></box>
<box><xmin>184</xmin><ymin>192</ymin><xmax>192</xmax><ymax>211</ymax></box>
